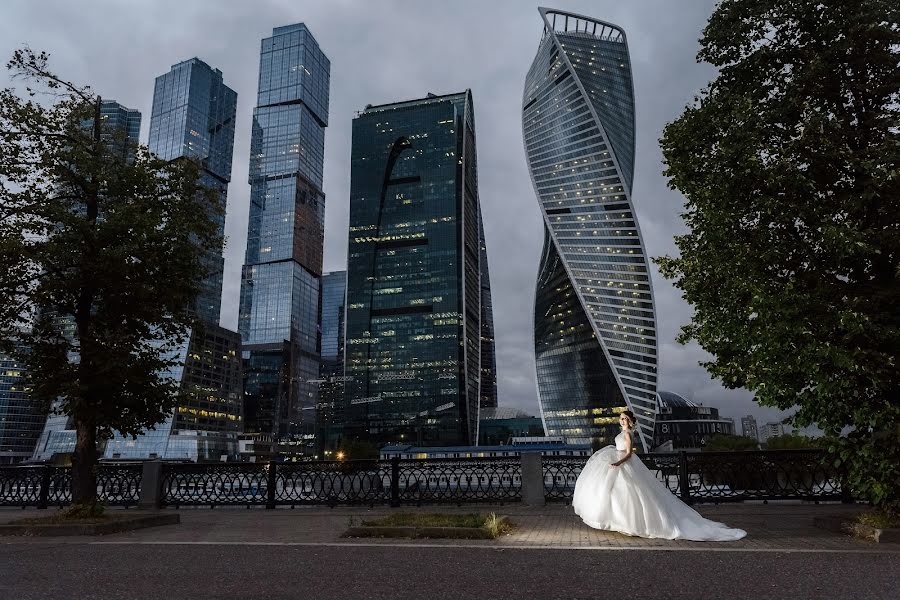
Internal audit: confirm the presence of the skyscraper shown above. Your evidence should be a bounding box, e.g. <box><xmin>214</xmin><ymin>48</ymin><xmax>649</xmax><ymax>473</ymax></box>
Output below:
<box><xmin>32</xmin><ymin>100</ymin><xmax>143</xmax><ymax>462</ymax></box>
<box><xmin>148</xmin><ymin>58</ymin><xmax>237</xmax><ymax>324</ymax></box>
<box><xmin>101</xmin><ymin>59</ymin><xmax>242</xmax><ymax>461</ymax></box>
<box><xmin>316</xmin><ymin>270</ymin><xmax>347</xmax><ymax>451</ymax></box>
<box><xmin>523</xmin><ymin>8</ymin><xmax>658</xmax><ymax>450</ymax></box>
<box><xmin>239</xmin><ymin>24</ymin><xmax>330</xmax><ymax>443</ymax></box>
<box><xmin>741</xmin><ymin>415</ymin><xmax>759</xmax><ymax>441</ymax></box>
<box><xmin>0</xmin><ymin>341</ymin><xmax>46</xmax><ymax>464</ymax></box>
<box><xmin>478</xmin><ymin>217</ymin><xmax>498</xmax><ymax>410</ymax></box>
<box><xmin>342</xmin><ymin>90</ymin><xmax>489</xmax><ymax>447</ymax></box>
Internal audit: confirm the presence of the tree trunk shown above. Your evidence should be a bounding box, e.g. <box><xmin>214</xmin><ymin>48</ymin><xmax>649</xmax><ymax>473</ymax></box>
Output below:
<box><xmin>68</xmin><ymin>96</ymin><xmax>103</xmax><ymax>508</ymax></box>
<box><xmin>71</xmin><ymin>414</ymin><xmax>97</xmax><ymax>506</ymax></box>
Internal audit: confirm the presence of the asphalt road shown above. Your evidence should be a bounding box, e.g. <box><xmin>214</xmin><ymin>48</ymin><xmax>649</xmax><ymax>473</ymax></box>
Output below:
<box><xmin>1</xmin><ymin>543</ymin><xmax>896</xmax><ymax>600</ymax></box>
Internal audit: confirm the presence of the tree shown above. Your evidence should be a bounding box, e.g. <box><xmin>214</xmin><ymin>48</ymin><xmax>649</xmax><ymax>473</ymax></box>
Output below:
<box><xmin>765</xmin><ymin>433</ymin><xmax>821</xmax><ymax>450</ymax></box>
<box><xmin>0</xmin><ymin>49</ymin><xmax>222</xmax><ymax>509</ymax></box>
<box><xmin>703</xmin><ymin>434</ymin><xmax>758</xmax><ymax>452</ymax></box>
<box><xmin>657</xmin><ymin>0</ymin><xmax>900</xmax><ymax>514</ymax></box>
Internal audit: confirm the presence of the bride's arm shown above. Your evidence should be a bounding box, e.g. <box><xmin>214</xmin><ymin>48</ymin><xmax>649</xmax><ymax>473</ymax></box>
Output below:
<box><xmin>611</xmin><ymin>431</ymin><xmax>633</xmax><ymax>467</ymax></box>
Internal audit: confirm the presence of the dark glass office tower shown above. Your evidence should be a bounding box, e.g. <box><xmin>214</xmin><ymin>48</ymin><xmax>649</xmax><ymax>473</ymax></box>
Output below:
<box><xmin>148</xmin><ymin>58</ymin><xmax>237</xmax><ymax>324</ymax></box>
<box><xmin>523</xmin><ymin>9</ymin><xmax>658</xmax><ymax>450</ymax></box>
<box><xmin>316</xmin><ymin>271</ymin><xmax>346</xmax><ymax>451</ymax></box>
<box><xmin>0</xmin><ymin>341</ymin><xmax>46</xmax><ymax>464</ymax></box>
<box><xmin>101</xmin><ymin>61</ymin><xmax>242</xmax><ymax>461</ymax></box>
<box><xmin>239</xmin><ymin>24</ymin><xmax>330</xmax><ymax>443</ymax></box>
<box><xmin>343</xmin><ymin>90</ymin><xmax>487</xmax><ymax>447</ymax></box>
<box><xmin>32</xmin><ymin>101</ymin><xmax>142</xmax><ymax>462</ymax></box>
<box><xmin>478</xmin><ymin>216</ymin><xmax>498</xmax><ymax>410</ymax></box>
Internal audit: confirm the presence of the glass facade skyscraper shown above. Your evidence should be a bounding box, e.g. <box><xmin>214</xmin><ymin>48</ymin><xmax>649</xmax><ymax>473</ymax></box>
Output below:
<box><xmin>478</xmin><ymin>217</ymin><xmax>498</xmax><ymax>410</ymax></box>
<box><xmin>239</xmin><ymin>24</ymin><xmax>330</xmax><ymax>442</ymax></box>
<box><xmin>32</xmin><ymin>100</ymin><xmax>143</xmax><ymax>462</ymax></box>
<box><xmin>148</xmin><ymin>58</ymin><xmax>237</xmax><ymax>324</ymax></box>
<box><xmin>316</xmin><ymin>271</ymin><xmax>346</xmax><ymax>451</ymax></box>
<box><xmin>99</xmin><ymin>60</ymin><xmax>242</xmax><ymax>461</ymax></box>
<box><xmin>523</xmin><ymin>9</ymin><xmax>658</xmax><ymax>450</ymax></box>
<box><xmin>0</xmin><ymin>342</ymin><xmax>46</xmax><ymax>464</ymax></box>
<box><xmin>342</xmin><ymin>90</ymin><xmax>491</xmax><ymax>447</ymax></box>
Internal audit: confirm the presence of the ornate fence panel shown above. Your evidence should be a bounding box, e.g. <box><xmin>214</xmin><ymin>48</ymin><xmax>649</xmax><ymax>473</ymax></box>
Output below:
<box><xmin>0</xmin><ymin>465</ymin><xmax>45</xmax><ymax>506</ymax></box>
<box><xmin>543</xmin><ymin>457</ymin><xmax>584</xmax><ymax>501</ymax></box>
<box><xmin>161</xmin><ymin>463</ymin><xmax>269</xmax><ymax>507</ymax></box>
<box><xmin>543</xmin><ymin>449</ymin><xmax>844</xmax><ymax>504</ymax></box>
<box><xmin>275</xmin><ymin>461</ymin><xmax>390</xmax><ymax>506</ymax></box>
<box><xmin>395</xmin><ymin>458</ymin><xmax>522</xmax><ymax>504</ymax></box>
<box><xmin>685</xmin><ymin>450</ymin><xmax>843</xmax><ymax>502</ymax></box>
<box><xmin>96</xmin><ymin>463</ymin><xmax>143</xmax><ymax>506</ymax></box>
<box><xmin>0</xmin><ymin>464</ymin><xmax>142</xmax><ymax>507</ymax></box>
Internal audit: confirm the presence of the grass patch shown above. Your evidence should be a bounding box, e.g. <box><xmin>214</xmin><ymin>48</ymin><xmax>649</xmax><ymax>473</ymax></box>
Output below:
<box><xmin>356</xmin><ymin>512</ymin><xmax>515</xmax><ymax>539</ymax></box>
<box><xmin>857</xmin><ymin>511</ymin><xmax>900</xmax><ymax>530</ymax></box>
<box><xmin>362</xmin><ymin>512</ymin><xmax>487</xmax><ymax>528</ymax></box>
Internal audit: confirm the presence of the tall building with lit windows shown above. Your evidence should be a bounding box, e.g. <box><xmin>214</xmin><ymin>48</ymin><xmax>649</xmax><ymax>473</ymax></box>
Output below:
<box><xmin>316</xmin><ymin>270</ymin><xmax>347</xmax><ymax>451</ymax></box>
<box><xmin>238</xmin><ymin>24</ymin><xmax>330</xmax><ymax>444</ymax></box>
<box><xmin>101</xmin><ymin>59</ymin><xmax>242</xmax><ymax>461</ymax></box>
<box><xmin>479</xmin><ymin>217</ymin><xmax>498</xmax><ymax>410</ymax></box>
<box><xmin>148</xmin><ymin>58</ymin><xmax>237</xmax><ymax>324</ymax></box>
<box><xmin>342</xmin><ymin>91</ymin><xmax>491</xmax><ymax>447</ymax></box>
<box><xmin>523</xmin><ymin>8</ymin><xmax>658</xmax><ymax>450</ymax></box>
<box><xmin>0</xmin><ymin>341</ymin><xmax>46</xmax><ymax>464</ymax></box>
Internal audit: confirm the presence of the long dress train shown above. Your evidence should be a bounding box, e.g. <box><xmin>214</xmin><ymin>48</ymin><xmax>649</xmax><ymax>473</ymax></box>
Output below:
<box><xmin>572</xmin><ymin>431</ymin><xmax>746</xmax><ymax>541</ymax></box>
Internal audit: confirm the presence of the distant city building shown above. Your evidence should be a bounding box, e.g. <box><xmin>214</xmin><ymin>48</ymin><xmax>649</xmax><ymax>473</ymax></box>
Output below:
<box><xmin>98</xmin><ymin>101</ymin><xmax>142</xmax><ymax>159</ymax></box>
<box><xmin>478</xmin><ymin>407</ymin><xmax>544</xmax><ymax>446</ymax></box>
<box><xmin>652</xmin><ymin>391</ymin><xmax>735</xmax><ymax>451</ymax></box>
<box><xmin>380</xmin><ymin>442</ymin><xmax>590</xmax><ymax>461</ymax></box>
<box><xmin>316</xmin><ymin>271</ymin><xmax>347</xmax><ymax>451</ymax></box>
<box><xmin>97</xmin><ymin>59</ymin><xmax>242</xmax><ymax>462</ymax></box>
<box><xmin>102</xmin><ymin>327</ymin><xmax>242</xmax><ymax>461</ymax></box>
<box><xmin>740</xmin><ymin>415</ymin><xmax>759</xmax><ymax>441</ymax></box>
<box><xmin>342</xmin><ymin>90</ymin><xmax>489</xmax><ymax>447</ymax></box>
<box><xmin>239</xmin><ymin>24</ymin><xmax>330</xmax><ymax>444</ymax></box>
<box><xmin>758</xmin><ymin>421</ymin><xmax>785</xmax><ymax>444</ymax></box>
<box><xmin>32</xmin><ymin>100</ymin><xmax>142</xmax><ymax>462</ymax></box>
<box><xmin>523</xmin><ymin>8</ymin><xmax>657</xmax><ymax>452</ymax></box>
<box><xmin>148</xmin><ymin>58</ymin><xmax>237</xmax><ymax>324</ymax></box>
<box><xmin>478</xmin><ymin>218</ymin><xmax>498</xmax><ymax>410</ymax></box>
<box><xmin>0</xmin><ymin>342</ymin><xmax>46</xmax><ymax>464</ymax></box>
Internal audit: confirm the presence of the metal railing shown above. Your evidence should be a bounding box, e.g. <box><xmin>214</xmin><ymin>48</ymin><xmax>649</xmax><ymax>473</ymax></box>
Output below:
<box><xmin>543</xmin><ymin>449</ymin><xmax>849</xmax><ymax>504</ymax></box>
<box><xmin>0</xmin><ymin>450</ymin><xmax>850</xmax><ymax>509</ymax></box>
<box><xmin>0</xmin><ymin>463</ymin><xmax>142</xmax><ymax>508</ymax></box>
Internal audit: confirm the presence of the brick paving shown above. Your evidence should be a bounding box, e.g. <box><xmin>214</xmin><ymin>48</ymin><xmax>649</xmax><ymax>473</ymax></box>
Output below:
<box><xmin>1</xmin><ymin>502</ymin><xmax>886</xmax><ymax>552</ymax></box>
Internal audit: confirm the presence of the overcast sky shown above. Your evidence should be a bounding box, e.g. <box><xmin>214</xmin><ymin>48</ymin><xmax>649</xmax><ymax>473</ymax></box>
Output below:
<box><xmin>0</xmin><ymin>0</ymin><xmax>796</xmax><ymax>428</ymax></box>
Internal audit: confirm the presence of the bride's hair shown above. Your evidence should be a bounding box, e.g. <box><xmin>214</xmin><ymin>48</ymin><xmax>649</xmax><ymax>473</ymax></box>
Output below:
<box><xmin>622</xmin><ymin>410</ymin><xmax>637</xmax><ymax>428</ymax></box>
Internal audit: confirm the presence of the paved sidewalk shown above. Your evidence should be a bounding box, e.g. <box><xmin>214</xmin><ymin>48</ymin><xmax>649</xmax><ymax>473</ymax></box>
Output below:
<box><xmin>1</xmin><ymin>502</ymin><xmax>884</xmax><ymax>552</ymax></box>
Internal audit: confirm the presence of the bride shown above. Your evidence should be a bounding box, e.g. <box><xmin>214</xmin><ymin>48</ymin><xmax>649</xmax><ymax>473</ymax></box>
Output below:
<box><xmin>572</xmin><ymin>410</ymin><xmax>747</xmax><ymax>541</ymax></box>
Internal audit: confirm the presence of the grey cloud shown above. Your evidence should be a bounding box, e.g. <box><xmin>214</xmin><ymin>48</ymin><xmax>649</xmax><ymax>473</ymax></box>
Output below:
<box><xmin>0</xmin><ymin>0</ymin><xmax>794</xmax><ymax>429</ymax></box>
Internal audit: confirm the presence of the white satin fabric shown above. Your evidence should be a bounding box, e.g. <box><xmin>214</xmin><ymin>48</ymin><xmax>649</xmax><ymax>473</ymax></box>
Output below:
<box><xmin>572</xmin><ymin>431</ymin><xmax>747</xmax><ymax>541</ymax></box>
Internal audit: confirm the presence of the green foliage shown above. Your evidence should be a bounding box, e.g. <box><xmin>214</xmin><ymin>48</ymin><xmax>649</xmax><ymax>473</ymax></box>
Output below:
<box><xmin>657</xmin><ymin>0</ymin><xmax>900</xmax><ymax>514</ymax></box>
<box><xmin>764</xmin><ymin>433</ymin><xmax>822</xmax><ymax>449</ymax></box>
<box><xmin>857</xmin><ymin>510</ymin><xmax>900</xmax><ymax>530</ymax></box>
<box><xmin>0</xmin><ymin>48</ymin><xmax>222</xmax><ymax>502</ymax></box>
<box><xmin>702</xmin><ymin>433</ymin><xmax>759</xmax><ymax>452</ymax></box>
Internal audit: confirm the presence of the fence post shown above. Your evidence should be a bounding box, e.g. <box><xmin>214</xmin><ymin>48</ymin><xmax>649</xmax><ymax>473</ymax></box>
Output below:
<box><xmin>138</xmin><ymin>459</ymin><xmax>163</xmax><ymax>510</ymax></box>
<box><xmin>678</xmin><ymin>451</ymin><xmax>692</xmax><ymax>505</ymax></box>
<box><xmin>37</xmin><ymin>464</ymin><xmax>52</xmax><ymax>510</ymax></box>
<box><xmin>520</xmin><ymin>452</ymin><xmax>545</xmax><ymax>507</ymax></box>
<box><xmin>389</xmin><ymin>456</ymin><xmax>400</xmax><ymax>508</ymax></box>
<box><xmin>266</xmin><ymin>461</ymin><xmax>277</xmax><ymax>509</ymax></box>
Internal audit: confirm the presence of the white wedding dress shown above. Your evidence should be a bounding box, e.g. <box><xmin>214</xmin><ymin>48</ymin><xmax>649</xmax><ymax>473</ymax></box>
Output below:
<box><xmin>572</xmin><ymin>431</ymin><xmax>747</xmax><ymax>541</ymax></box>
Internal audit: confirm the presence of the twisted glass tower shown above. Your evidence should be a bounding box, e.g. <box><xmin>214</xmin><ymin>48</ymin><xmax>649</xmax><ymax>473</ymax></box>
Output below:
<box><xmin>523</xmin><ymin>8</ymin><xmax>657</xmax><ymax>450</ymax></box>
